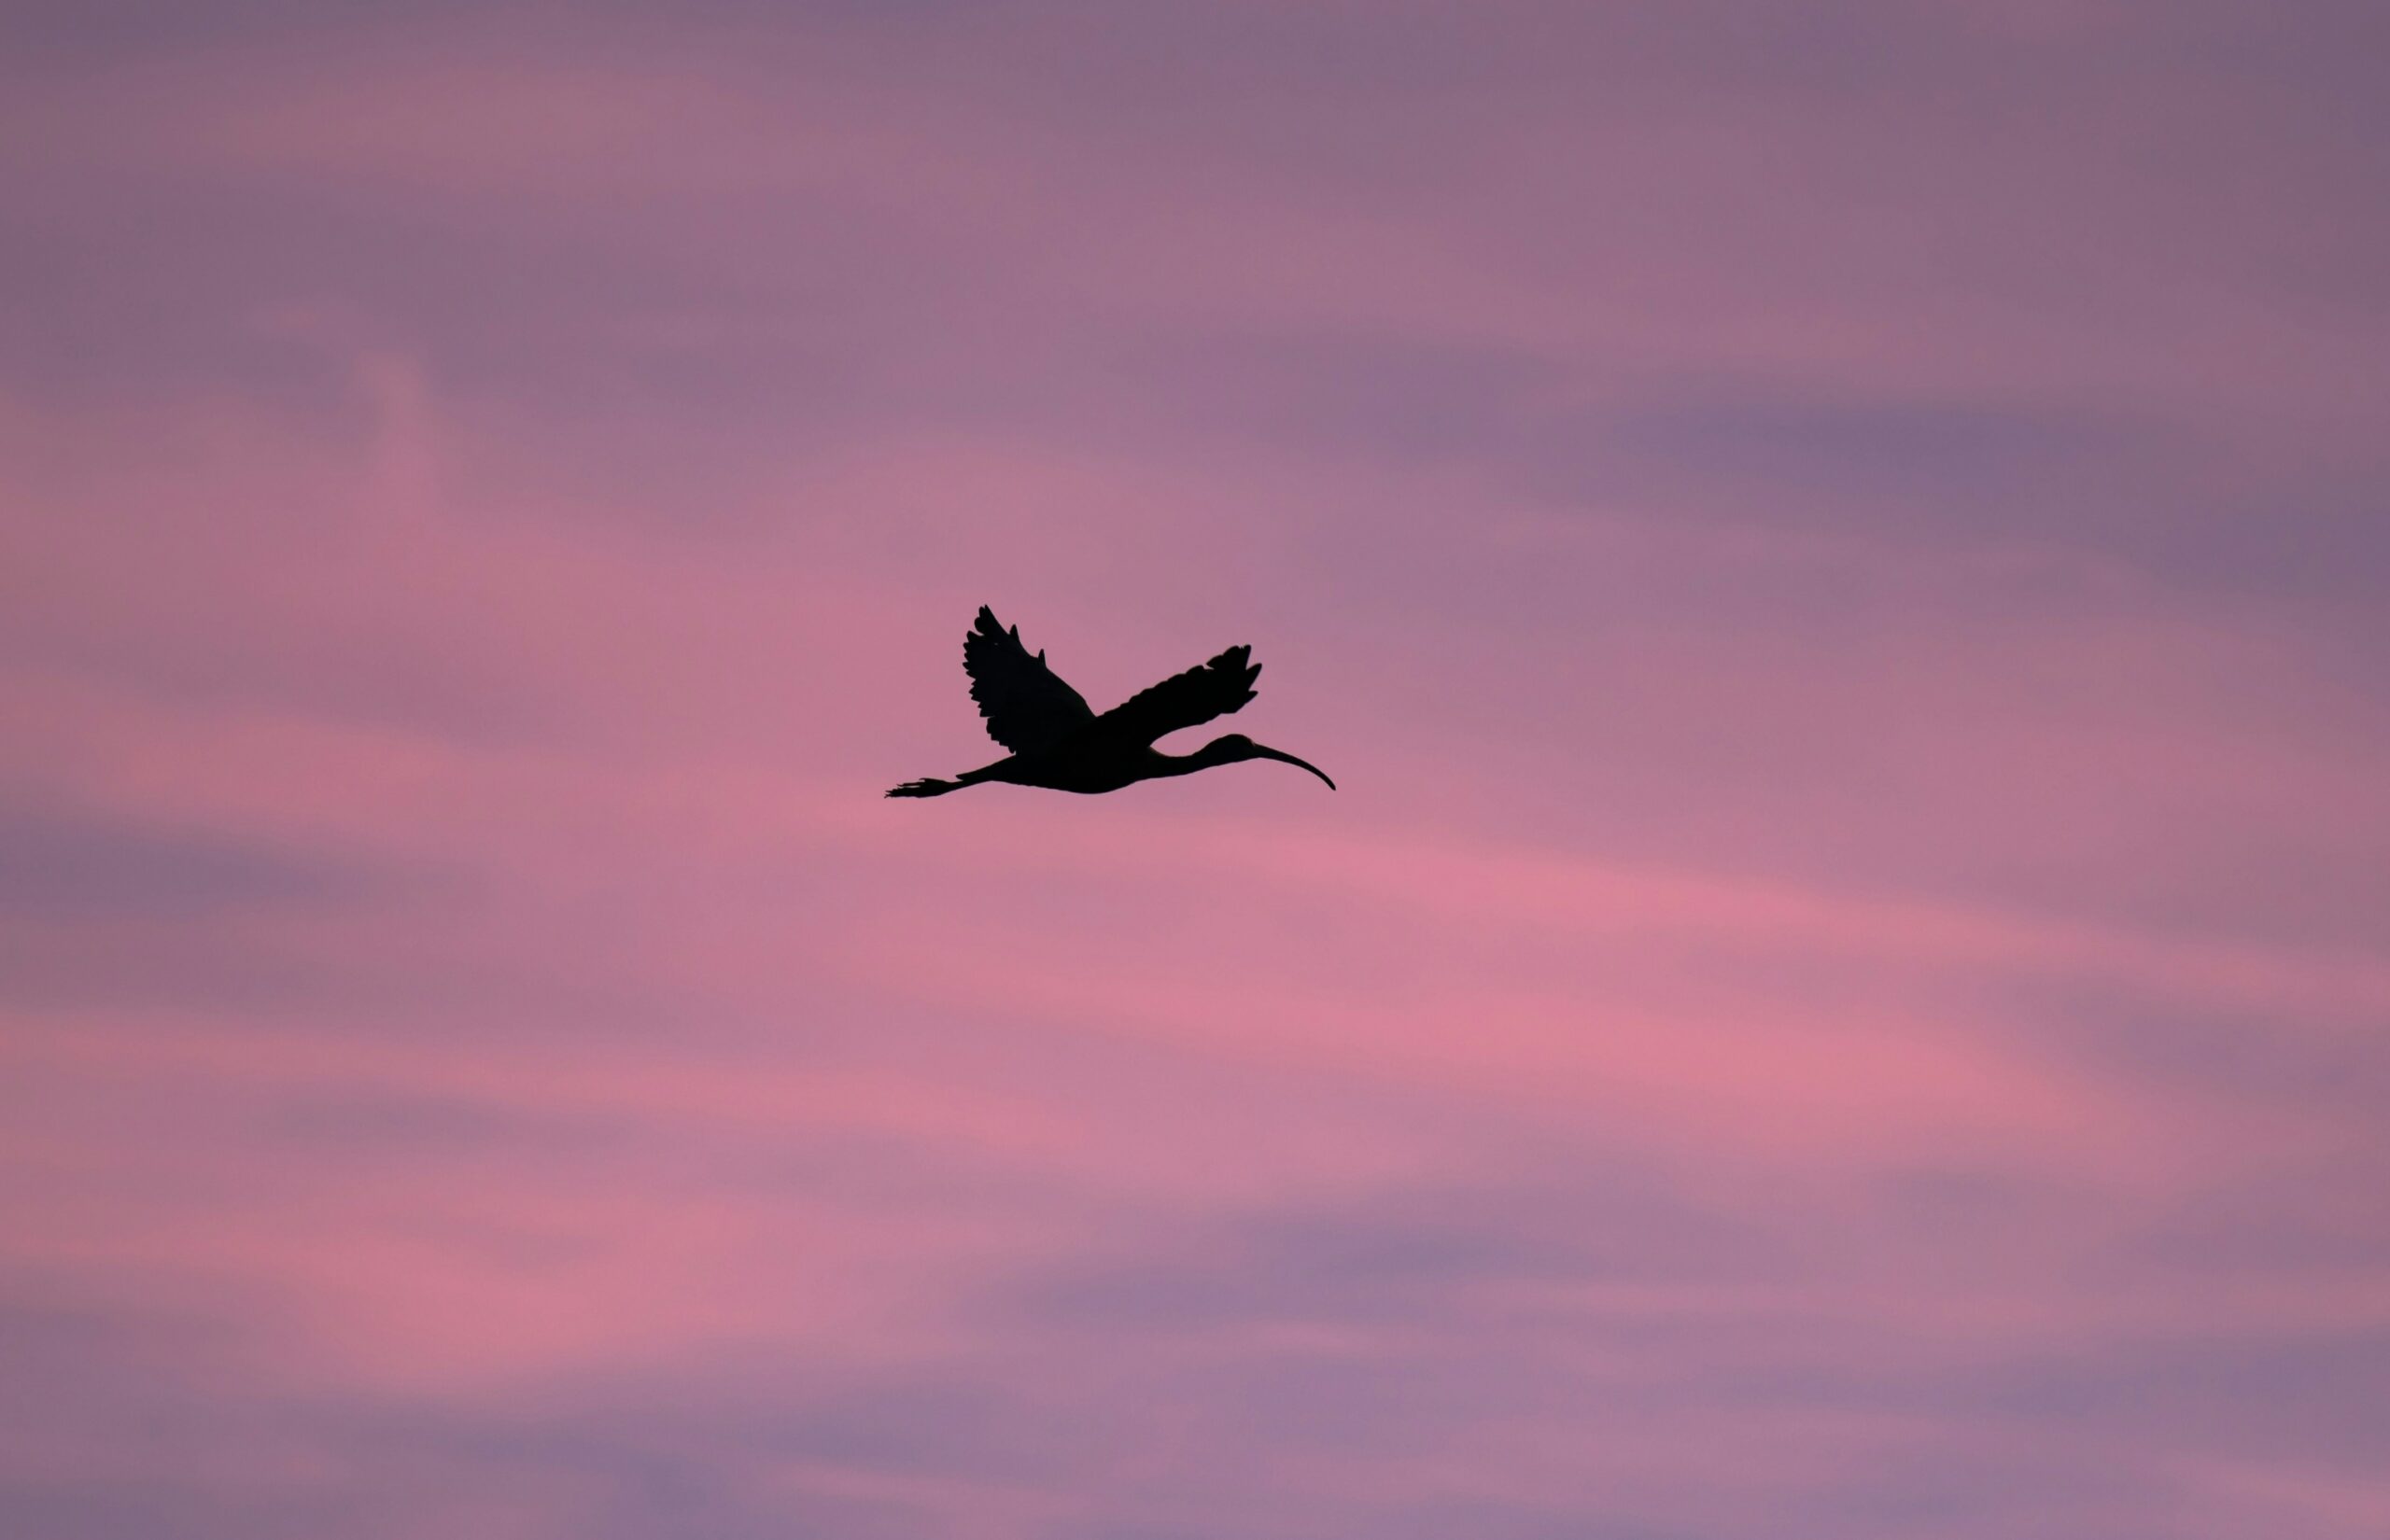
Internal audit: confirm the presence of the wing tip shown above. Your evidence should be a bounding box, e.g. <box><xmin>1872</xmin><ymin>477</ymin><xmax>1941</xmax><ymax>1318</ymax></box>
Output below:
<box><xmin>967</xmin><ymin>605</ymin><xmax>1014</xmax><ymax>655</ymax></box>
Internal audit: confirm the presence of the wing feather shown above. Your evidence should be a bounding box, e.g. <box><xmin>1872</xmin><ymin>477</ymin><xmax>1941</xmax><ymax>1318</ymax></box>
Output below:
<box><xmin>1099</xmin><ymin>645</ymin><xmax>1260</xmax><ymax>744</ymax></box>
<box><xmin>962</xmin><ymin>606</ymin><xmax>1095</xmax><ymax>755</ymax></box>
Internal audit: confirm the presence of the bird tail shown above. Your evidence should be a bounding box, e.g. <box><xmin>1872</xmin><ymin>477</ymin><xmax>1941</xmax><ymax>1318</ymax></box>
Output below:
<box><xmin>886</xmin><ymin>777</ymin><xmax>961</xmax><ymax>798</ymax></box>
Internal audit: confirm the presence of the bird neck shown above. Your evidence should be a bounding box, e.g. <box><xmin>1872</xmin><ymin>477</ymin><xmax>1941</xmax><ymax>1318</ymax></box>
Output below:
<box><xmin>1155</xmin><ymin>740</ymin><xmax>1237</xmax><ymax>776</ymax></box>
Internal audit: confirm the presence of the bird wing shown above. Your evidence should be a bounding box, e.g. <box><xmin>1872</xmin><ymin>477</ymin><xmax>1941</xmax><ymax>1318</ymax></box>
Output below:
<box><xmin>962</xmin><ymin>606</ymin><xmax>1095</xmax><ymax>754</ymax></box>
<box><xmin>1099</xmin><ymin>644</ymin><xmax>1260</xmax><ymax>745</ymax></box>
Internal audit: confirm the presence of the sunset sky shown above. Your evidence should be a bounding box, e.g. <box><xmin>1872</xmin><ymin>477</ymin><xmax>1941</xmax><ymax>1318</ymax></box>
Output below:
<box><xmin>5</xmin><ymin>3</ymin><xmax>2387</xmax><ymax>1536</ymax></box>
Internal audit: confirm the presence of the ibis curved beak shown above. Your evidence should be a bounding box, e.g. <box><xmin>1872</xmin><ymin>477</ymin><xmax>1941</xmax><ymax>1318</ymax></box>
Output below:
<box><xmin>1253</xmin><ymin>745</ymin><xmax>1336</xmax><ymax>790</ymax></box>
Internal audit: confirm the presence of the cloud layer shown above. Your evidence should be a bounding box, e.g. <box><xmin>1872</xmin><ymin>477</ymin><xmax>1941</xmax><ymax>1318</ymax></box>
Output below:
<box><xmin>6</xmin><ymin>4</ymin><xmax>2386</xmax><ymax>1536</ymax></box>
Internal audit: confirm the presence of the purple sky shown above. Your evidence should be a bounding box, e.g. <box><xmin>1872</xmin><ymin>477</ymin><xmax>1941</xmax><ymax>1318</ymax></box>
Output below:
<box><xmin>5</xmin><ymin>4</ymin><xmax>2387</xmax><ymax>1536</ymax></box>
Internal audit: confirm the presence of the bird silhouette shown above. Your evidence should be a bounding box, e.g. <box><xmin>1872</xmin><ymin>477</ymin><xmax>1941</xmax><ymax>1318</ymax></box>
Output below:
<box><xmin>888</xmin><ymin>607</ymin><xmax>1336</xmax><ymax>798</ymax></box>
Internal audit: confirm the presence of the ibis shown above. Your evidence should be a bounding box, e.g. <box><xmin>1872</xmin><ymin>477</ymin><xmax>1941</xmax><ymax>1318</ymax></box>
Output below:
<box><xmin>888</xmin><ymin>607</ymin><xmax>1335</xmax><ymax>797</ymax></box>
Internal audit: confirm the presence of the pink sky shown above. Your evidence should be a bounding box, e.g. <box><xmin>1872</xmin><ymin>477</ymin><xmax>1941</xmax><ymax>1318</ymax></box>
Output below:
<box><xmin>5</xmin><ymin>4</ymin><xmax>2387</xmax><ymax>1536</ymax></box>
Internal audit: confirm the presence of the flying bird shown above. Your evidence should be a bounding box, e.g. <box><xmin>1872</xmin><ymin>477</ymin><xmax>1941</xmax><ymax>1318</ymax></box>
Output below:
<box><xmin>888</xmin><ymin>607</ymin><xmax>1335</xmax><ymax>797</ymax></box>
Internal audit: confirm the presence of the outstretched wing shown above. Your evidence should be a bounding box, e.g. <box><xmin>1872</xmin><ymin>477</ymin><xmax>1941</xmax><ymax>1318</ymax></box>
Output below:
<box><xmin>962</xmin><ymin>606</ymin><xmax>1094</xmax><ymax>754</ymax></box>
<box><xmin>1099</xmin><ymin>644</ymin><xmax>1260</xmax><ymax>745</ymax></box>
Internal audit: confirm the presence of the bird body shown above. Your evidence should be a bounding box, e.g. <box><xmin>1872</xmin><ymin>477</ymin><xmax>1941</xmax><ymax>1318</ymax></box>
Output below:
<box><xmin>890</xmin><ymin>608</ymin><xmax>1334</xmax><ymax>798</ymax></box>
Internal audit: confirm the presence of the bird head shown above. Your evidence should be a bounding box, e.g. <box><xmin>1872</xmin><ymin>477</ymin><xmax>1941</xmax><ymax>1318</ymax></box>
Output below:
<box><xmin>1202</xmin><ymin>734</ymin><xmax>1336</xmax><ymax>790</ymax></box>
